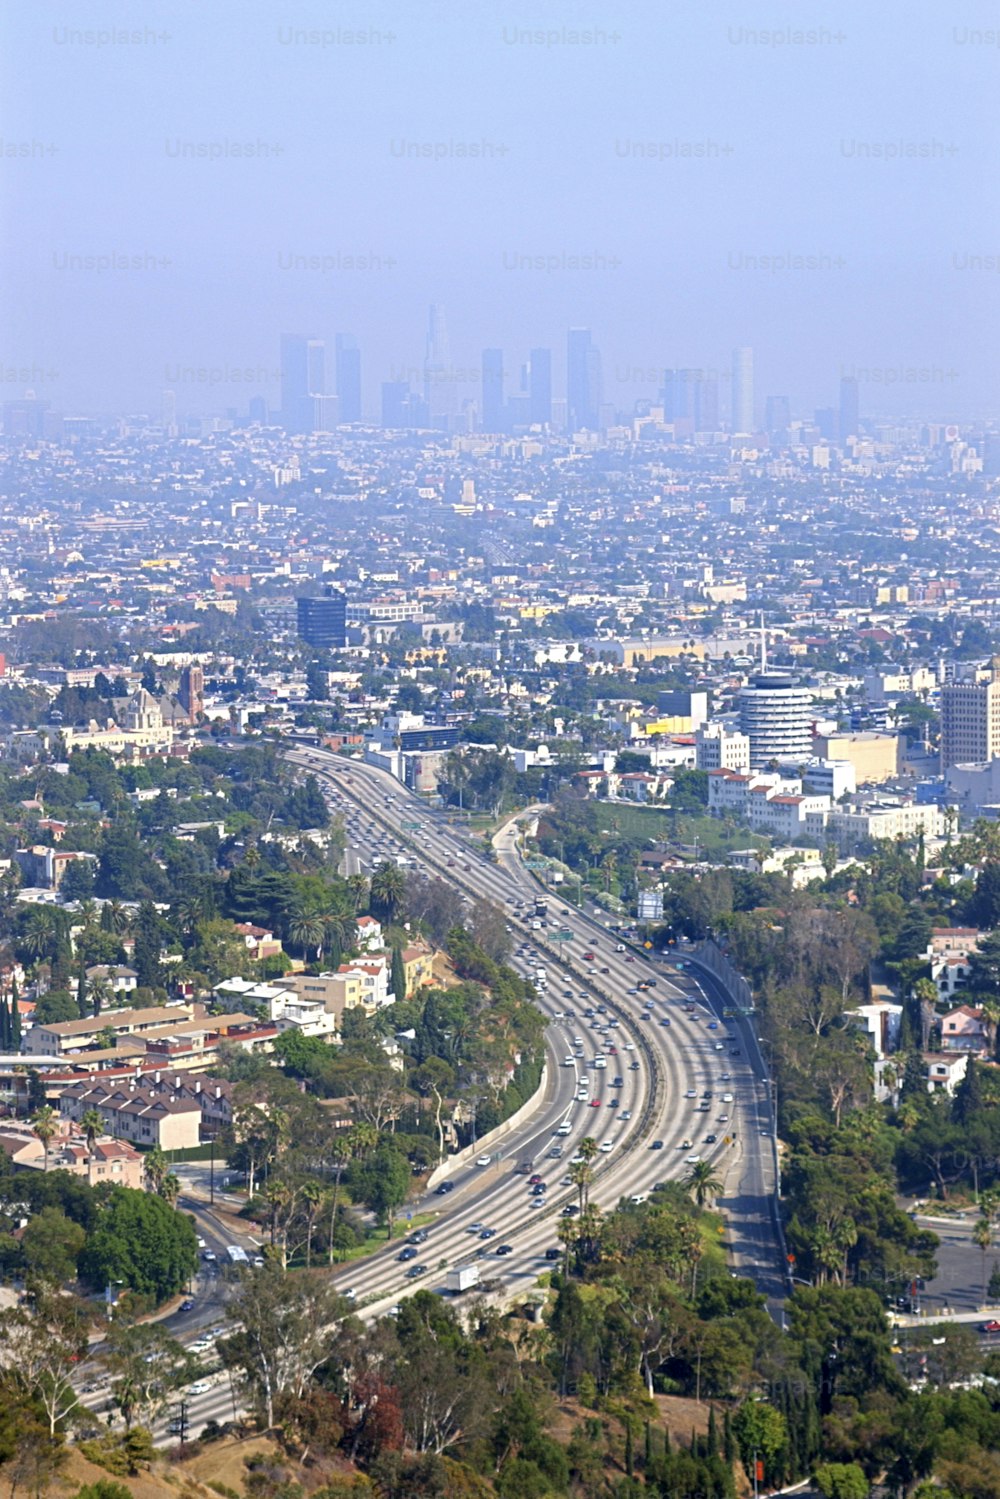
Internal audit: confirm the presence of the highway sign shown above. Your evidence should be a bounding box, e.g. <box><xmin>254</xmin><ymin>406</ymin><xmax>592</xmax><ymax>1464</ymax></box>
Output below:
<box><xmin>557</xmin><ymin>929</ymin><xmax>573</xmax><ymax>941</ymax></box>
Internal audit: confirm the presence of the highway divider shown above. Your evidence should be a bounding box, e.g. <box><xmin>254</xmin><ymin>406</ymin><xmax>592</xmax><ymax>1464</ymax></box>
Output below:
<box><xmin>426</xmin><ymin>1063</ymin><xmax>551</xmax><ymax>1188</ymax></box>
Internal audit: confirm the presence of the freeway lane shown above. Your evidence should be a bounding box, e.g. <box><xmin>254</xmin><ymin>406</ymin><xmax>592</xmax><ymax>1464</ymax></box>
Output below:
<box><xmin>286</xmin><ymin>747</ymin><xmax>774</xmax><ymax>1281</ymax></box>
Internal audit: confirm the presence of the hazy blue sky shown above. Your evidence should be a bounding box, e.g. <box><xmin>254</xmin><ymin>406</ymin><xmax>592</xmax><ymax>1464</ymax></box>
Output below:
<box><xmin>3</xmin><ymin>0</ymin><xmax>998</xmax><ymax>419</ymax></box>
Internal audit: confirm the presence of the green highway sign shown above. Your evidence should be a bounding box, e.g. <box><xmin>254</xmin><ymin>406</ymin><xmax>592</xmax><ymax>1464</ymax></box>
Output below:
<box><xmin>557</xmin><ymin>929</ymin><xmax>573</xmax><ymax>941</ymax></box>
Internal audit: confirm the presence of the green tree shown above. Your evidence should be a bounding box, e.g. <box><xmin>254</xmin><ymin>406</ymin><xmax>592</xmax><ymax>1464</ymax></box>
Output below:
<box><xmin>21</xmin><ymin>1206</ymin><xmax>86</xmax><ymax>1285</ymax></box>
<box><xmin>30</xmin><ymin>1105</ymin><xmax>59</xmax><ymax>1172</ymax></box>
<box><xmin>80</xmin><ymin>1188</ymin><xmax>198</xmax><ymax>1305</ymax></box>
<box><xmin>390</xmin><ymin>944</ymin><xmax>406</xmax><ymax>1004</ymax></box>
<box><xmin>684</xmin><ymin>1159</ymin><xmax>724</xmax><ymax>1208</ymax></box>
<box><xmin>813</xmin><ymin>1462</ymin><xmax>869</xmax><ymax>1499</ymax></box>
<box><xmin>733</xmin><ymin>1398</ymin><xmax>787</xmax><ymax>1486</ymax></box>
<box><xmin>103</xmin><ymin>1321</ymin><xmax>190</xmax><ymax>1431</ymax></box>
<box><xmin>34</xmin><ymin>989</ymin><xmax>78</xmax><ymax>1024</ymax></box>
<box><xmin>370</xmin><ymin>863</ymin><xmax>406</xmax><ymax>924</ymax></box>
<box><xmin>350</xmin><ymin>1141</ymin><xmax>411</xmax><ymax>1238</ymax></box>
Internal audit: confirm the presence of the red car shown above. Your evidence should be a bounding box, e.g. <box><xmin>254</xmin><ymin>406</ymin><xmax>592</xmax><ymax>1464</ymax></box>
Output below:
<box><xmin>582</xmin><ymin>952</ymin><xmax>595</xmax><ymax>961</ymax></box>
<box><xmin>529</xmin><ymin>1174</ymin><xmax>543</xmax><ymax>1185</ymax></box>
<box><xmin>589</xmin><ymin>1099</ymin><xmax>602</xmax><ymax>1107</ymax></box>
<box><xmin>982</xmin><ymin>1320</ymin><xmax>1000</xmax><ymax>1333</ymax></box>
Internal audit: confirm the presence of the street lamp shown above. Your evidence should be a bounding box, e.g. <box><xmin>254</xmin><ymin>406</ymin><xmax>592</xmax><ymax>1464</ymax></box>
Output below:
<box><xmin>105</xmin><ymin>1278</ymin><xmax>124</xmax><ymax>1321</ymax></box>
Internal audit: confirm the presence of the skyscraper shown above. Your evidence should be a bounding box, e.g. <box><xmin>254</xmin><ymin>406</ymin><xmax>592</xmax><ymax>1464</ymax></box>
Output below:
<box><xmin>660</xmin><ymin>369</ymin><xmax>718</xmax><ymax>433</ymax></box>
<box><xmin>423</xmin><ymin>304</ymin><xmax>455</xmax><ymax>425</ymax></box>
<box><xmin>739</xmin><ymin>673</ymin><xmax>812</xmax><ymax>766</ymax></box>
<box><xmin>941</xmin><ymin>660</ymin><xmax>1000</xmax><ymax>768</ymax></box>
<box><xmin>335</xmin><ymin>334</ymin><xmax>362</xmax><ymax>423</ymax></box>
<box><xmin>765</xmin><ymin>395</ymin><xmax>791</xmax><ymax>443</ymax></box>
<box><xmin>296</xmin><ymin>589</ymin><xmax>347</xmax><ymax>649</ymax></box>
<box><xmin>528</xmin><ymin>347</ymin><xmax>552</xmax><ymax>425</ymax></box>
<box><xmin>567</xmin><ymin>328</ymin><xmax>602</xmax><ymax>431</ymax></box>
<box><xmin>839</xmin><ymin>375</ymin><xmax>859</xmax><ymax>444</ymax></box>
<box><xmin>731</xmin><ymin>346</ymin><xmax>754</xmax><ymax>433</ymax></box>
<box><xmin>481</xmin><ymin>348</ymin><xmax>505</xmax><ymax>432</ymax></box>
<box><xmin>281</xmin><ymin>335</ymin><xmax>325</xmax><ymax>433</ymax></box>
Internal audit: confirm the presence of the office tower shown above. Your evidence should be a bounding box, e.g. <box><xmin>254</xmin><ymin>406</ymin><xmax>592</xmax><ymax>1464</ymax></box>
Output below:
<box><xmin>335</xmin><ymin>335</ymin><xmax>362</xmax><ymax>423</ymax></box>
<box><xmin>3</xmin><ymin>395</ymin><xmax>50</xmax><ymax>438</ymax></box>
<box><xmin>765</xmin><ymin>395</ymin><xmax>791</xmax><ymax>443</ymax></box>
<box><xmin>481</xmin><ymin>348</ymin><xmax>505</xmax><ymax>432</ymax></box>
<box><xmin>941</xmin><ymin>659</ymin><xmax>1000</xmax><ymax>768</ymax></box>
<box><xmin>731</xmin><ymin>346</ymin><xmax>754</xmax><ymax>433</ymax></box>
<box><xmin>423</xmin><ymin>304</ymin><xmax>455</xmax><ymax>424</ymax></box>
<box><xmin>177</xmin><ymin>665</ymin><xmax>204</xmax><ymax>723</ymax></box>
<box><xmin>839</xmin><ymin>375</ymin><xmax>859</xmax><ymax>443</ymax></box>
<box><xmin>528</xmin><ymin>347</ymin><xmax>552</xmax><ymax>425</ymax></box>
<box><xmin>739</xmin><ymin>673</ymin><xmax>812</xmax><ymax>766</ymax></box>
<box><xmin>248</xmin><ymin>395</ymin><xmax>268</xmax><ymax>424</ymax></box>
<box><xmin>695</xmin><ymin>374</ymin><xmax>718</xmax><ymax>432</ymax></box>
<box><xmin>281</xmin><ymin>335</ymin><xmax>325</xmax><ymax>432</ymax></box>
<box><xmin>814</xmin><ymin>407</ymin><xmax>838</xmax><ymax>441</ymax></box>
<box><xmin>567</xmin><ymin>328</ymin><xmax>602</xmax><ymax>431</ymax></box>
<box><xmin>162</xmin><ymin>389</ymin><xmax>178</xmax><ymax>436</ymax></box>
<box><xmin>660</xmin><ymin>368</ymin><xmax>694</xmax><ymax>423</ymax></box>
<box><xmin>296</xmin><ymin>589</ymin><xmax>347</xmax><ymax>649</ymax></box>
<box><xmin>381</xmin><ymin>380</ymin><xmax>409</xmax><ymax>428</ymax></box>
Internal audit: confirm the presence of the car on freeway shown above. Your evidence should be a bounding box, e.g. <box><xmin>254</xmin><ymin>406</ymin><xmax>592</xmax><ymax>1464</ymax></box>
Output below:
<box><xmin>544</xmin><ymin>1247</ymin><xmax>561</xmax><ymax>1260</ymax></box>
<box><xmin>715</xmin><ymin>1042</ymin><xmax>725</xmax><ymax>1050</ymax></box>
<box><xmin>180</xmin><ymin>1299</ymin><xmax>195</xmax><ymax>1312</ymax></box>
<box><xmin>624</xmin><ymin>956</ymin><xmax>635</xmax><ymax>963</ymax></box>
<box><xmin>435</xmin><ymin>1180</ymin><xmax>455</xmax><ymax>1195</ymax></box>
<box><xmin>620</xmin><ymin>1110</ymin><xmax>632</xmax><ymax>1121</ymax></box>
<box><xmin>599</xmin><ymin>1140</ymin><xmax>615</xmax><ymax>1152</ymax></box>
<box><xmin>708</xmin><ymin>1021</ymin><xmax>719</xmax><ymax>1030</ymax></box>
<box><xmin>589</xmin><ymin>1098</ymin><xmax>602</xmax><ymax>1108</ymax></box>
<box><xmin>686</xmin><ymin>1154</ymin><xmax>701</xmax><ymax>1165</ymax></box>
<box><xmin>405</xmin><ymin>1265</ymin><xmax>427</xmax><ymax>1279</ymax></box>
<box><xmin>529</xmin><ymin>1197</ymin><xmax>545</xmax><ymax>1208</ymax></box>
<box><xmin>718</xmin><ymin>1114</ymin><xmax>730</xmax><ymax>1123</ymax></box>
<box><xmin>556</xmin><ymin>1122</ymin><xmax>572</xmax><ymax>1135</ymax></box>
<box><xmin>582</xmin><ymin>952</ymin><xmax>595</xmax><ymax>961</ymax></box>
<box><xmin>408</xmin><ymin>1228</ymin><xmax>429</xmax><ymax>1245</ymax></box>
<box><xmin>981</xmin><ymin>1320</ymin><xmax>1000</xmax><ymax>1333</ymax></box>
<box><xmin>680</xmin><ymin>1138</ymin><xmax>693</xmax><ymax>1148</ymax></box>
<box><xmin>630</xmin><ymin>1061</ymin><xmax>640</xmax><ymax>1071</ymax></box>
<box><xmin>561</xmin><ymin>1204</ymin><xmax>579</xmax><ymax>1216</ymax></box>
<box><xmin>529</xmin><ymin>1174</ymin><xmax>544</xmax><ymax>1184</ymax></box>
<box><xmin>730</xmin><ymin>1048</ymin><xmax>742</xmax><ymax>1057</ymax></box>
<box><xmin>685</xmin><ymin>1089</ymin><xmax>697</xmax><ymax>1099</ymax></box>
<box><xmin>398</xmin><ymin>1246</ymin><xmax>418</xmax><ymax>1262</ymax></box>
<box><xmin>531</xmin><ymin>1183</ymin><xmax>547</xmax><ymax>1195</ymax></box>
<box><xmin>496</xmin><ymin>1244</ymin><xmax>514</xmax><ymax>1256</ymax></box>
<box><xmin>722</xmin><ymin>1092</ymin><xmax>734</xmax><ymax>1102</ymax></box>
<box><xmin>705</xmin><ymin>1133</ymin><xmax>718</xmax><ymax>1144</ymax></box>
<box><xmin>480</xmin><ymin>1227</ymin><xmax>498</xmax><ymax>1237</ymax></box>
<box><xmin>650</xmin><ymin>1139</ymin><xmax>664</xmax><ymax>1150</ymax></box>
<box><xmin>466</xmin><ymin>1223</ymin><xmax>485</xmax><ymax>1235</ymax></box>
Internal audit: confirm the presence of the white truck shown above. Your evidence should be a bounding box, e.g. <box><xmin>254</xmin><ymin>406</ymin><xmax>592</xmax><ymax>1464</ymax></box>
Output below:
<box><xmin>446</xmin><ymin>1263</ymin><xmax>481</xmax><ymax>1294</ymax></box>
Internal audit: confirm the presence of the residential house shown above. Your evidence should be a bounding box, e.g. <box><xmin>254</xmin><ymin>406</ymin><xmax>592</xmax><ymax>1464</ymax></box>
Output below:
<box><xmin>939</xmin><ymin>1004</ymin><xmax>989</xmax><ymax>1054</ymax></box>
<box><xmin>925</xmin><ymin>1053</ymin><xmax>969</xmax><ymax>1095</ymax></box>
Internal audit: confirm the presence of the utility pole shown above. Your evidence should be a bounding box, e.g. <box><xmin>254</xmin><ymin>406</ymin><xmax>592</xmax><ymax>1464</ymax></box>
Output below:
<box><xmin>173</xmin><ymin>1398</ymin><xmax>189</xmax><ymax>1447</ymax></box>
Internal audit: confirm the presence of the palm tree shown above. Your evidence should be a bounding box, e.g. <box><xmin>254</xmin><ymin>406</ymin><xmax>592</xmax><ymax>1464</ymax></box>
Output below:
<box><xmin>160</xmin><ymin>1172</ymin><xmax>181</xmax><ymax>1207</ymax></box>
<box><xmin>288</xmin><ymin>906</ymin><xmax>324</xmax><ymax>963</ymax></box>
<box><xmin>80</xmin><ymin>1107</ymin><xmax>104</xmax><ymax>1156</ymax></box>
<box><xmin>144</xmin><ymin>1144</ymin><xmax>168</xmax><ymax>1194</ymax></box>
<box><xmin>300</xmin><ymin>1179</ymin><xmax>322</xmax><ymax>1267</ymax></box>
<box><xmin>30</xmin><ymin>1105</ymin><xmax>58</xmax><ymax>1172</ymax></box>
<box><xmin>684</xmin><ymin>1159</ymin><xmax>723</xmax><ymax>1209</ymax></box>
<box><xmin>834</xmin><ymin>1217</ymin><xmax>858</xmax><ymax>1286</ymax></box>
<box><xmin>569</xmin><ymin>1160</ymin><xmax>593</xmax><ymax>1214</ymax></box>
<box><xmin>975</xmin><ymin>1216</ymin><xmax>994</xmax><ymax>1309</ymax></box>
<box><xmin>102</xmin><ymin>899</ymin><xmax>131</xmax><ymax>935</ymax></box>
<box><xmin>578</xmin><ymin>1136</ymin><xmax>599</xmax><ymax>1164</ymax></box>
<box><xmin>345</xmin><ymin>875</ymin><xmax>369</xmax><ymax>914</ymax></box>
<box><xmin>370</xmin><ymin>862</ymin><xmax>406</xmax><ymax>924</ymax></box>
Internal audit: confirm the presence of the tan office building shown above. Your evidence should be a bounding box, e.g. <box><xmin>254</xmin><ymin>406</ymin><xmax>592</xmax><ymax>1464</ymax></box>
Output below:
<box><xmin>811</xmin><ymin>731</ymin><xmax>901</xmax><ymax>785</ymax></box>
<box><xmin>941</xmin><ymin>661</ymin><xmax>1000</xmax><ymax>769</ymax></box>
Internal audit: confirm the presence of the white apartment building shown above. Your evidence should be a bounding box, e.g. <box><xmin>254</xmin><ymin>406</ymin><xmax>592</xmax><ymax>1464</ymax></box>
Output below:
<box><xmin>825</xmin><ymin>800</ymin><xmax>945</xmax><ymax>848</ymax></box>
<box><xmin>738</xmin><ymin>674</ymin><xmax>813</xmax><ymax>767</ymax></box>
<box><xmin>941</xmin><ymin>660</ymin><xmax>1000</xmax><ymax>769</ymax></box>
<box><xmin>695</xmin><ymin>723</ymin><xmax>751</xmax><ymax>773</ymax></box>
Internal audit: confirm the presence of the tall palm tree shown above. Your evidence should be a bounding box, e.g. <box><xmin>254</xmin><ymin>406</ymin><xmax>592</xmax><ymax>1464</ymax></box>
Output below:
<box><xmin>975</xmin><ymin>1216</ymin><xmax>994</xmax><ymax>1309</ymax></box>
<box><xmin>103</xmin><ymin>899</ymin><xmax>131</xmax><ymax>935</ymax></box>
<box><xmin>578</xmin><ymin>1136</ymin><xmax>599</xmax><ymax>1164</ymax></box>
<box><xmin>144</xmin><ymin>1144</ymin><xmax>168</xmax><ymax>1194</ymax></box>
<box><xmin>288</xmin><ymin>906</ymin><xmax>324</xmax><ymax>963</ymax></box>
<box><xmin>80</xmin><ymin>1107</ymin><xmax>104</xmax><ymax>1156</ymax></box>
<box><xmin>345</xmin><ymin>875</ymin><xmax>369</xmax><ymax>914</ymax></box>
<box><xmin>300</xmin><ymin>1179</ymin><xmax>322</xmax><ymax>1267</ymax></box>
<box><xmin>370</xmin><ymin>862</ymin><xmax>406</xmax><ymax>925</ymax></box>
<box><xmin>569</xmin><ymin>1160</ymin><xmax>593</xmax><ymax>1214</ymax></box>
<box><xmin>834</xmin><ymin>1217</ymin><xmax>858</xmax><ymax>1286</ymax></box>
<box><xmin>160</xmin><ymin>1172</ymin><xmax>181</xmax><ymax>1208</ymax></box>
<box><xmin>31</xmin><ymin>1105</ymin><xmax>58</xmax><ymax>1172</ymax></box>
<box><xmin>684</xmin><ymin>1159</ymin><xmax>723</xmax><ymax>1209</ymax></box>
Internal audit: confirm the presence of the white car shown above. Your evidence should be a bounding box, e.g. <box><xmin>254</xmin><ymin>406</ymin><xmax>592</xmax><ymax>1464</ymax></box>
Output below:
<box><xmin>188</xmin><ymin>1380</ymin><xmax>210</xmax><ymax>1395</ymax></box>
<box><xmin>685</xmin><ymin>1089</ymin><xmax>697</xmax><ymax>1099</ymax></box>
<box><xmin>477</xmin><ymin>1155</ymin><xmax>492</xmax><ymax>1167</ymax></box>
<box><xmin>556</xmin><ymin>1123</ymin><xmax>572</xmax><ymax>1136</ymax></box>
<box><xmin>722</xmin><ymin>1092</ymin><xmax>734</xmax><ymax>1102</ymax></box>
<box><xmin>599</xmin><ymin>1140</ymin><xmax>615</xmax><ymax>1153</ymax></box>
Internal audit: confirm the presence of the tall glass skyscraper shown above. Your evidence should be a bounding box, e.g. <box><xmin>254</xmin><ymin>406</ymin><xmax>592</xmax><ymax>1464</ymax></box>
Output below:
<box><xmin>281</xmin><ymin>335</ymin><xmax>325</xmax><ymax>433</ymax></box>
<box><xmin>335</xmin><ymin>334</ymin><xmax>362</xmax><ymax>423</ymax></box>
<box><xmin>567</xmin><ymin>328</ymin><xmax>602</xmax><ymax>431</ymax></box>
<box><xmin>731</xmin><ymin>346</ymin><xmax>754</xmax><ymax>434</ymax></box>
<box><xmin>481</xmin><ymin>348</ymin><xmax>505</xmax><ymax>432</ymax></box>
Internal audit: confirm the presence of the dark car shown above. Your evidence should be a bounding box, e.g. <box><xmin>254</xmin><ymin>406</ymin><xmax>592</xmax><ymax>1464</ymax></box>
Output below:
<box><xmin>180</xmin><ymin>1299</ymin><xmax>195</xmax><ymax>1312</ymax></box>
<box><xmin>544</xmin><ymin>1247</ymin><xmax>561</xmax><ymax>1260</ymax></box>
<box><xmin>705</xmin><ymin>1133</ymin><xmax>718</xmax><ymax>1144</ymax></box>
<box><xmin>404</xmin><ymin>1264</ymin><xmax>427</xmax><ymax>1279</ymax></box>
<box><xmin>496</xmin><ymin>1244</ymin><xmax>514</xmax><ymax>1256</ymax></box>
<box><xmin>408</xmin><ymin>1229</ymin><xmax>429</xmax><ymax>1245</ymax></box>
<box><xmin>435</xmin><ymin>1180</ymin><xmax>455</xmax><ymax>1195</ymax></box>
<box><xmin>398</xmin><ymin>1246</ymin><xmax>418</xmax><ymax>1262</ymax></box>
<box><xmin>730</xmin><ymin>1048</ymin><xmax>742</xmax><ymax>1057</ymax></box>
<box><xmin>532</xmin><ymin>1182</ymin><xmax>547</xmax><ymax>1194</ymax></box>
<box><xmin>650</xmin><ymin>1140</ymin><xmax>664</xmax><ymax>1150</ymax></box>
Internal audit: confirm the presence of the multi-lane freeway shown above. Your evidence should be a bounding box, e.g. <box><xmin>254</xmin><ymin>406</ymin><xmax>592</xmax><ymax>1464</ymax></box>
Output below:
<box><xmin>77</xmin><ymin>743</ymin><xmax>785</xmax><ymax>1441</ymax></box>
<box><xmin>287</xmin><ymin>744</ymin><xmax>785</xmax><ymax>1306</ymax></box>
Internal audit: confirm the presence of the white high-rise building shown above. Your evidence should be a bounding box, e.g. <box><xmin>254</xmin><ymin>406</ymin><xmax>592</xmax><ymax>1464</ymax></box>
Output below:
<box><xmin>739</xmin><ymin>674</ymin><xmax>812</xmax><ymax>767</ymax></box>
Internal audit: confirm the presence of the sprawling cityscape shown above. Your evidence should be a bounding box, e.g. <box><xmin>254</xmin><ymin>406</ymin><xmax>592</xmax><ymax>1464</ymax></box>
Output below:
<box><xmin>3</xmin><ymin>2</ymin><xmax>1000</xmax><ymax>1496</ymax></box>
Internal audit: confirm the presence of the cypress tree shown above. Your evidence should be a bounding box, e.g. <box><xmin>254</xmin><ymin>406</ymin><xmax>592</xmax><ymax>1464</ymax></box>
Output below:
<box><xmin>723</xmin><ymin>1409</ymin><xmax>734</xmax><ymax>1466</ymax></box>
<box><xmin>77</xmin><ymin>967</ymin><xmax>89</xmax><ymax>1019</ymax></box>
<box><xmin>0</xmin><ymin>995</ymin><xmax>9</xmax><ymax>1051</ymax></box>
<box><xmin>663</xmin><ymin>1426</ymin><xmax>671</xmax><ymax>1455</ymax></box>
<box><xmin>10</xmin><ymin>983</ymin><xmax>21</xmax><ymax>1049</ymax></box>
<box><xmin>391</xmin><ymin>944</ymin><xmax>406</xmax><ymax>1003</ymax></box>
<box><xmin>644</xmin><ymin>1421</ymin><xmax>654</xmax><ymax>1470</ymax></box>
<box><xmin>707</xmin><ymin>1405</ymin><xmax>718</xmax><ymax>1458</ymax></box>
